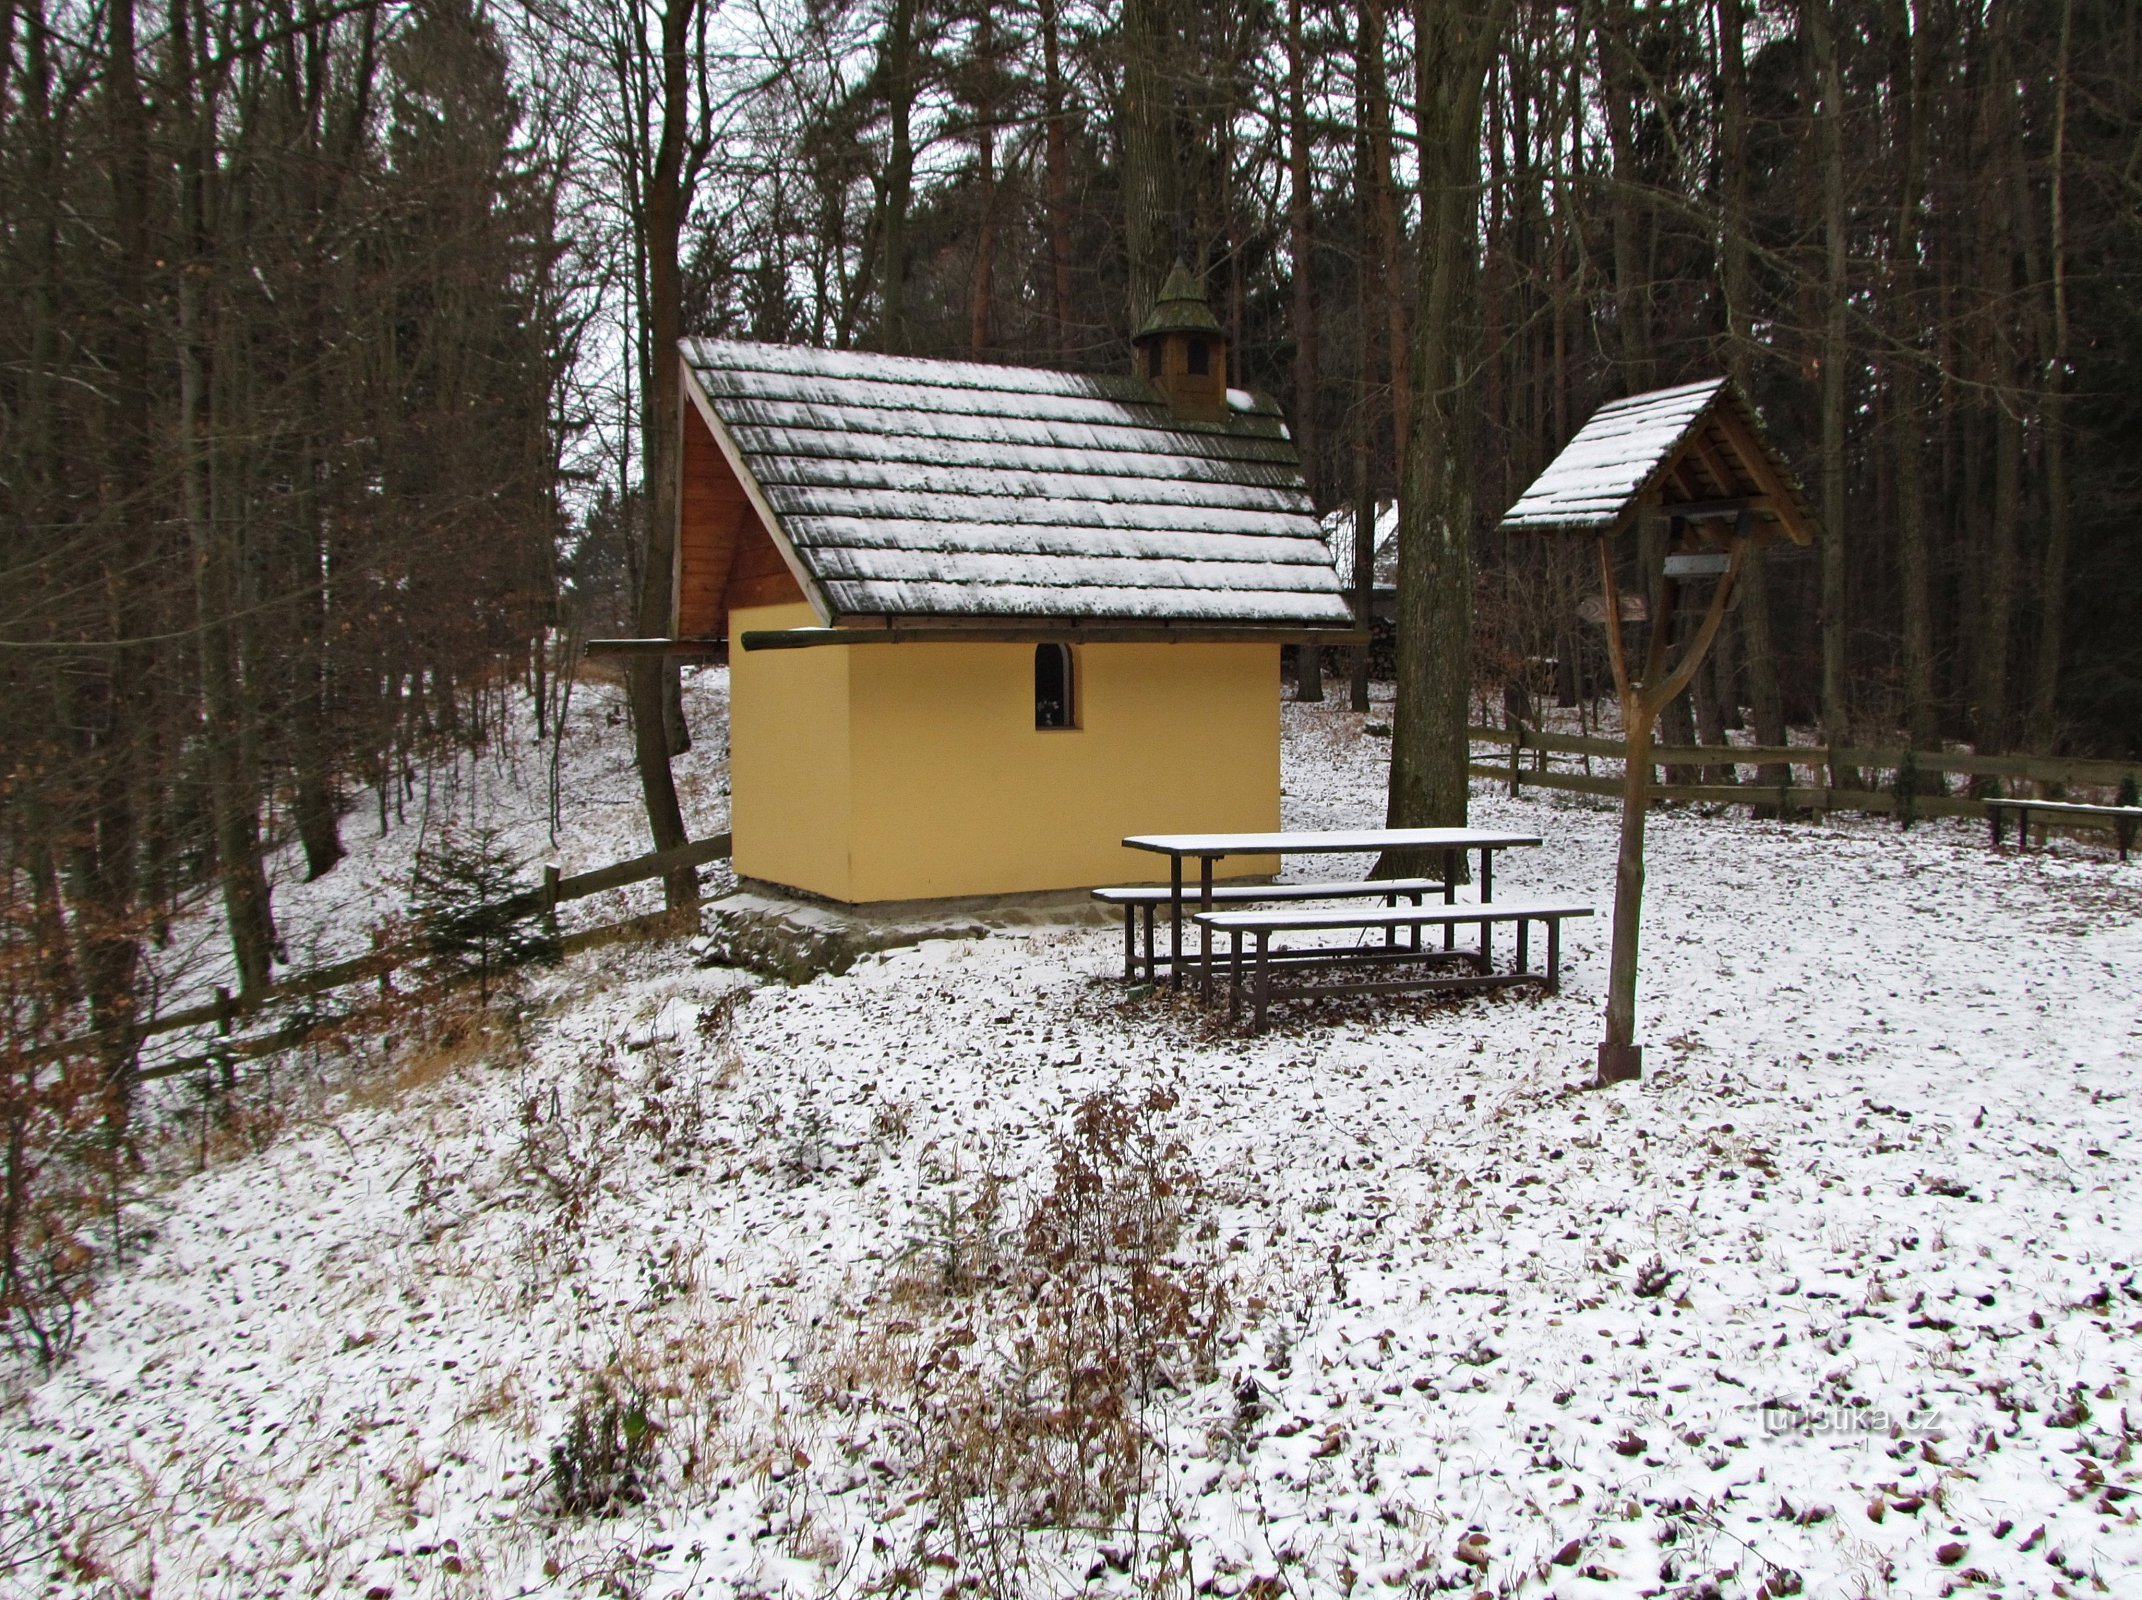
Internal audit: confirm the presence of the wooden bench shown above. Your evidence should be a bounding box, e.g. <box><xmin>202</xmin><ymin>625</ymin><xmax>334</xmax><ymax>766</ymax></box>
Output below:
<box><xmin>1985</xmin><ymin>797</ymin><xmax>2142</xmax><ymax>861</ymax></box>
<box><xmin>1093</xmin><ymin>879</ymin><xmax>1448</xmax><ymax>982</ymax></box>
<box><xmin>1194</xmin><ymin>900</ymin><xmax>1593</xmax><ymax>1034</ymax></box>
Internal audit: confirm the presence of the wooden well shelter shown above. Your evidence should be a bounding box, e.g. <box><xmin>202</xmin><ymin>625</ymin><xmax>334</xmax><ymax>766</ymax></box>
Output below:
<box><xmin>1498</xmin><ymin>376</ymin><xmax>1816</xmax><ymax>1082</ymax></box>
<box><xmin>637</xmin><ymin>270</ymin><xmax>1359</xmax><ymax>904</ymax></box>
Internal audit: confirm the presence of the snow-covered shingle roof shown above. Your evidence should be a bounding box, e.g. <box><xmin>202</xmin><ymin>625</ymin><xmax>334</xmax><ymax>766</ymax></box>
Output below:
<box><xmin>1497</xmin><ymin>377</ymin><xmax>1815</xmax><ymax>542</ymax></box>
<box><xmin>681</xmin><ymin>339</ymin><xmax>1353</xmax><ymax>628</ymax></box>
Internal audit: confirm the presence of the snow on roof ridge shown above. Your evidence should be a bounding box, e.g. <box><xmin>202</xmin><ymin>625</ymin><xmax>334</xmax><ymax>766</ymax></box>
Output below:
<box><xmin>1589</xmin><ymin>376</ymin><xmax>1727</xmax><ymax>413</ymax></box>
<box><xmin>684</xmin><ymin>337</ymin><xmax>1145</xmax><ymax>402</ymax></box>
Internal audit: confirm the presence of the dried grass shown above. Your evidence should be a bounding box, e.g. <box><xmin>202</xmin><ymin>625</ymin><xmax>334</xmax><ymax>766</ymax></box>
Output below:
<box><xmin>810</xmin><ymin>1086</ymin><xmax>1233</xmax><ymax>1591</ymax></box>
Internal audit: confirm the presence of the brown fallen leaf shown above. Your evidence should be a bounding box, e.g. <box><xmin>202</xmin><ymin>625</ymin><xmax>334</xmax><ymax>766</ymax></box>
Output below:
<box><xmin>1936</xmin><ymin>1541</ymin><xmax>1966</xmax><ymax>1565</ymax></box>
<box><xmin>1551</xmin><ymin>1540</ymin><xmax>1582</xmax><ymax>1567</ymax></box>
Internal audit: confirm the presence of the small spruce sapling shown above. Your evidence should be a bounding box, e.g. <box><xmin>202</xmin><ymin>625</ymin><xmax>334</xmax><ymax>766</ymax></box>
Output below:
<box><xmin>408</xmin><ymin>826</ymin><xmax>560</xmax><ymax>1002</ymax></box>
<box><xmin>1892</xmin><ymin>749</ymin><xmax>1920</xmax><ymax>830</ymax></box>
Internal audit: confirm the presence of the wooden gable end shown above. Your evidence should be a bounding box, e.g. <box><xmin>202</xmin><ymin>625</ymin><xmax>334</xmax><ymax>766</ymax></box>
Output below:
<box><xmin>1643</xmin><ymin>402</ymin><xmax>1814</xmax><ymax>547</ymax></box>
<box><xmin>675</xmin><ymin>400</ymin><xmax>806</xmax><ymax>640</ymax></box>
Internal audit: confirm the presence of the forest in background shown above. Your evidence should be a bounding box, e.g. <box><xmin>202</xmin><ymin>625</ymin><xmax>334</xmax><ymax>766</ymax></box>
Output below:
<box><xmin>2</xmin><ymin>0</ymin><xmax>2137</xmax><ymax>1342</ymax></box>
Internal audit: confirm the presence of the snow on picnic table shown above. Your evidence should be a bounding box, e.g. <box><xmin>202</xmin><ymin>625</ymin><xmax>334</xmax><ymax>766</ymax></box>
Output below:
<box><xmin>6</xmin><ymin>688</ymin><xmax>2141</xmax><ymax>1600</ymax></box>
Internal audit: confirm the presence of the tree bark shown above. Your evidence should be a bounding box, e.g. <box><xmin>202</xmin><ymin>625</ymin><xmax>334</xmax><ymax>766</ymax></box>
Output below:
<box><xmin>2026</xmin><ymin>0</ymin><xmax>2074</xmax><ymax>752</ymax></box>
<box><xmin>1881</xmin><ymin>0</ymin><xmax>1938</xmax><ymax>753</ymax></box>
<box><xmin>1597</xmin><ymin>7</ymin><xmax>1653</xmax><ymax>391</ymax></box>
<box><xmin>629</xmin><ymin>0</ymin><xmax>701</xmax><ymax>907</ymax></box>
<box><xmin>877</xmin><ymin>0</ymin><xmax>918</xmax><ymax>351</ymax></box>
<box><xmin>1386</xmin><ymin>0</ymin><xmax>1509</xmax><ymax>852</ymax></box>
<box><xmin>967</xmin><ymin>2</ymin><xmax>998</xmax><ymax>355</ymax></box>
<box><xmin>1804</xmin><ymin>0</ymin><xmax>1855</xmax><ymax>777</ymax></box>
<box><xmin>170</xmin><ymin>0</ymin><xmax>280</xmax><ymax>997</ymax></box>
<box><xmin>1121</xmin><ymin>0</ymin><xmax>1177</xmax><ymax>327</ymax></box>
<box><xmin>1361</xmin><ymin>0</ymin><xmax>1410</xmax><ymax>450</ymax></box>
<box><xmin>1286</xmin><ymin>0</ymin><xmax>1321</xmax><ymax>704</ymax></box>
<box><xmin>1285</xmin><ymin>0</ymin><xmax>1318</xmax><ymax>503</ymax></box>
<box><xmin>1038</xmin><ymin>0</ymin><xmax>1075</xmax><ymax>358</ymax></box>
<box><xmin>1716</xmin><ymin>0</ymin><xmax>1787</xmax><ymax>787</ymax></box>
<box><xmin>1350</xmin><ymin>41</ymin><xmax>1377</xmax><ymax>716</ymax></box>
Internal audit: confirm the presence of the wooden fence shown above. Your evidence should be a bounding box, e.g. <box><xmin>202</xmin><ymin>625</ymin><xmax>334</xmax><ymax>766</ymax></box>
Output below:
<box><xmin>1469</xmin><ymin>724</ymin><xmax>2140</xmax><ymax>829</ymax></box>
<box><xmin>33</xmin><ymin>832</ymin><xmax>733</xmax><ymax>1073</ymax></box>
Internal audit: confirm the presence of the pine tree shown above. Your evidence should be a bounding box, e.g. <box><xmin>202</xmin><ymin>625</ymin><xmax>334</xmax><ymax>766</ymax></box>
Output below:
<box><xmin>408</xmin><ymin>828</ymin><xmax>560</xmax><ymax>1003</ymax></box>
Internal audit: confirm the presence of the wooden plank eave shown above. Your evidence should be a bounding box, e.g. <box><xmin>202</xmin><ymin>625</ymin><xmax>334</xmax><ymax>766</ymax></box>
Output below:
<box><xmin>583</xmin><ymin>637</ymin><xmax>730</xmax><ymax>659</ymax></box>
<box><xmin>740</xmin><ymin>624</ymin><xmax>1369</xmax><ymax>651</ymax></box>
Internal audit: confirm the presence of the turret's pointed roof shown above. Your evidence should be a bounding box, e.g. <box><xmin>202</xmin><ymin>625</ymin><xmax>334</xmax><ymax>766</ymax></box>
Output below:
<box><xmin>1134</xmin><ymin>261</ymin><xmax>1224</xmax><ymax>341</ymax></box>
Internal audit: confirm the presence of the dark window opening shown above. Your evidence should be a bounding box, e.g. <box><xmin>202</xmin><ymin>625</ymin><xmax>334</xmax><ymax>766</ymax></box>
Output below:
<box><xmin>1035</xmin><ymin>643</ymin><xmax>1075</xmax><ymax>730</ymax></box>
<box><xmin>1144</xmin><ymin>343</ymin><xmax>1162</xmax><ymax>379</ymax></box>
<box><xmin>1187</xmin><ymin>338</ymin><xmax>1210</xmax><ymax>376</ymax></box>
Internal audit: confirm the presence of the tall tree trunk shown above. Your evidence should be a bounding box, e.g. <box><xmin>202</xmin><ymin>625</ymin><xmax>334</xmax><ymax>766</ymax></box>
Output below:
<box><xmin>1039</xmin><ymin>0</ymin><xmax>1075</xmax><ymax>357</ymax></box>
<box><xmin>629</xmin><ymin>0</ymin><xmax>701</xmax><ymax>907</ymax></box>
<box><xmin>81</xmin><ymin>0</ymin><xmax>156</xmax><ymax>1122</ymax></box>
<box><xmin>878</xmin><ymin>0</ymin><xmax>917</xmax><ymax>351</ymax></box>
<box><xmin>1361</xmin><ymin>0</ymin><xmax>1410</xmax><ymax>449</ymax></box>
<box><xmin>1597</xmin><ymin>8</ymin><xmax>1653</xmax><ymax>390</ymax></box>
<box><xmin>1883</xmin><ymin>0</ymin><xmax>1938</xmax><ymax>753</ymax></box>
<box><xmin>1972</xmin><ymin>2</ymin><xmax>2022</xmax><ymax>753</ymax></box>
<box><xmin>288</xmin><ymin>2</ymin><xmax>379</xmax><ymax>881</ymax></box>
<box><xmin>1286</xmin><ymin>0</ymin><xmax>1322</xmax><ymax>703</ymax></box>
<box><xmin>2026</xmin><ymin>0</ymin><xmax>2074</xmax><ymax>752</ymax></box>
<box><xmin>1350</xmin><ymin>32</ymin><xmax>1377</xmax><ymax>716</ymax></box>
<box><xmin>1804</xmin><ymin>0</ymin><xmax>1855</xmax><ymax>776</ymax></box>
<box><xmin>1717</xmin><ymin>0</ymin><xmax>1788</xmax><ymax>789</ymax></box>
<box><xmin>171</xmin><ymin>0</ymin><xmax>279</xmax><ymax>997</ymax></box>
<box><xmin>967</xmin><ymin>0</ymin><xmax>998</xmax><ymax>355</ymax></box>
<box><xmin>1121</xmin><ymin>0</ymin><xmax>1177</xmax><ymax>327</ymax></box>
<box><xmin>1285</xmin><ymin>0</ymin><xmax>1318</xmax><ymax>502</ymax></box>
<box><xmin>1387</xmin><ymin>0</ymin><xmax>1509</xmax><ymax>845</ymax></box>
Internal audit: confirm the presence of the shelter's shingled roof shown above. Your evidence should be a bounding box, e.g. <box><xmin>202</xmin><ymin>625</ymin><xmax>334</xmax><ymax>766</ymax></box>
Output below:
<box><xmin>680</xmin><ymin>339</ymin><xmax>1352</xmax><ymax>627</ymax></box>
<box><xmin>1497</xmin><ymin>377</ymin><xmax>1816</xmax><ymax>541</ymax></box>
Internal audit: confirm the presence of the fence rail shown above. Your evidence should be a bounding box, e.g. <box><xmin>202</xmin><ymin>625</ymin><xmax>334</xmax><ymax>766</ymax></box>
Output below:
<box><xmin>1468</xmin><ymin>725</ymin><xmax>2140</xmax><ymax>829</ymax></box>
<box><xmin>30</xmin><ymin>832</ymin><xmax>733</xmax><ymax>1068</ymax></box>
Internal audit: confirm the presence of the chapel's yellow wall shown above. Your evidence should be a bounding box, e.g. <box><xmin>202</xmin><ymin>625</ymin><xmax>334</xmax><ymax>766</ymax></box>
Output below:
<box><xmin>725</xmin><ymin>609</ymin><xmax>1283</xmax><ymax>903</ymax></box>
<box><xmin>727</xmin><ymin>602</ymin><xmax>853</xmax><ymax>901</ymax></box>
<box><xmin>843</xmin><ymin>638</ymin><xmax>1280</xmax><ymax>902</ymax></box>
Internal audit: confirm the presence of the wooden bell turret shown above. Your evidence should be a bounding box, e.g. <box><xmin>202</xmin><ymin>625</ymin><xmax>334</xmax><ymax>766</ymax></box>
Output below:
<box><xmin>1132</xmin><ymin>261</ymin><xmax>1228</xmax><ymax>423</ymax></box>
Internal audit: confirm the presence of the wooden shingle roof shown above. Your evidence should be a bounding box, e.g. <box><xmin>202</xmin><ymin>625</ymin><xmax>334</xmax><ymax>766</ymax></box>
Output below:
<box><xmin>1497</xmin><ymin>377</ymin><xmax>1816</xmax><ymax>543</ymax></box>
<box><xmin>680</xmin><ymin>340</ymin><xmax>1353</xmax><ymax>629</ymax></box>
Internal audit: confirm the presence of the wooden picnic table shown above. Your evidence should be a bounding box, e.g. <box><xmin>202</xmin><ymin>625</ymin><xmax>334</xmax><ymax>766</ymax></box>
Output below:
<box><xmin>1120</xmin><ymin>827</ymin><xmax>1545</xmax><ymax>990</ymax></box>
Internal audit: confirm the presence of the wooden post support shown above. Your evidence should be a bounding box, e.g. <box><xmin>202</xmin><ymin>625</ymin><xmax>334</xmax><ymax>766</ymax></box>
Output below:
<box><xmin>1593</xmin><ymin>527</ymin><xmax>1747</xmax><ymax>1087</ymax></box>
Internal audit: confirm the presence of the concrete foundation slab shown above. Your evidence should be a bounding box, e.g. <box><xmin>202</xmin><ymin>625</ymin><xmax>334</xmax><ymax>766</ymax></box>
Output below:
<box><xmin>692</xmin><ymin>881</ymin><xmax>1112</xmax><ymax>984</ymax></box>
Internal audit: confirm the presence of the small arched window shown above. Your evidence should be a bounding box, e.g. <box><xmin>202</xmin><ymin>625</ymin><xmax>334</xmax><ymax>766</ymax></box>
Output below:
<box><xmin>1035</xmin><ymin>643</ymin><xmax>1075</xmax><ymax>730</ymax></box>
<box><xmin>1187</xmin><ymin>337</ymin><xmax>1210</xmax><ymax>376</ymax></box>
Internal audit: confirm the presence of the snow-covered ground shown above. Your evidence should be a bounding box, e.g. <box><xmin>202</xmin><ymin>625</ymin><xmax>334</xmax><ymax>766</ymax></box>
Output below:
<box><xmin>7</xmin><ymin>679</ymin><xmax>2141</xmax><ymax>1599</ymax></box>
<box><xmin>136</xmin><ymin>664</ymin><xmax>738</xmax><ymax>1039</ymax></box>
